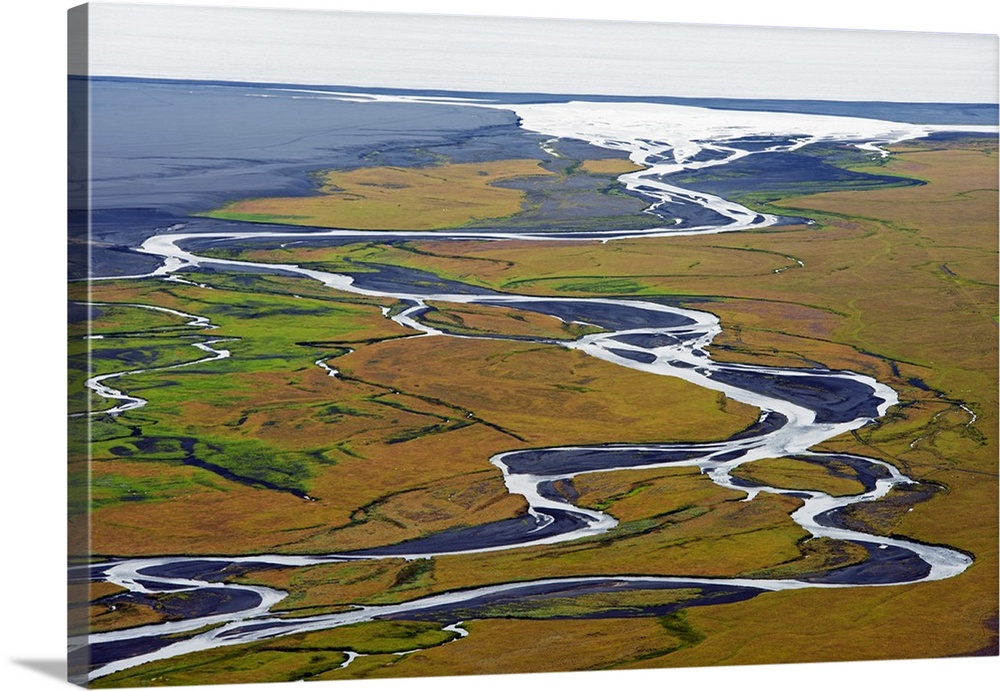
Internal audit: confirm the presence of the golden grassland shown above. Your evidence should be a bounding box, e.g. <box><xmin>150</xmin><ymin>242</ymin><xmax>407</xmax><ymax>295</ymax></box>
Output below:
<box><xmin>336</xmin><ymin>335</ymin><xmax>753</xmax><ymax>446</ymax></box>
<box><xmin>203</xmin><ymin>159</ymin><xmax>554</xmax><ymax>230</ymax></box>
<box><xmin>85</xmin><ymin>136</ymin><xmax>998</xmax><ymax>684</ymax></box>
<box><xmin>577</xmin><ymin>158</ymin><xmax>646</xmax><ymax>174</ymax></box>
<box><xmin>729</xmin><ymin>457</ymin><xmax>868</xmax><ymax>497</ymax></box>
<box><xmin>269</xmin><ymin>139</ymin><xmax>994</xmax><ymax>655</ymax></box>
<box><xmin>88</xmin><ymin>599</ymin><xmax>169</xmax><ymax>634</ymax></box>
<box><xmin>73</xmin><ymin>271</ymin><xmax>757</xmax><ymax>557</ymax></box>
<box><xmin>201</xmin><ymin>154</ymin><xmax>650</xmax><ymax>231</ymax></box>
<box><xmin>90</xmin><ymin>617</ymin><xmax>694</xmax><ymax>687</ymax></box>
<box><xmin>419</xmin><ymin>300</ymin><xmax>604</xmax><ymax>339</ymax></box>
<box><xmin>236</xmin><ymin>238</ymin><xmax>803</xmax><ymax>294</ymax></box>
<box><xmin>223</xmin><ymin>464</ymin><xmax>859</xmax><ymax>616</ymax></box>
<box><xmin>339</xmin><ymin>616</ymin><xmax>705</xmax><ymax>677</ymax></box>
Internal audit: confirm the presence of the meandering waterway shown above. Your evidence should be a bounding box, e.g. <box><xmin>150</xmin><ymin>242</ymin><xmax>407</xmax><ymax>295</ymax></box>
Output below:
<box><xmin>73</xmin><ymin>93</ymin><xmax>988</xmax><ymax>682</ymax></box>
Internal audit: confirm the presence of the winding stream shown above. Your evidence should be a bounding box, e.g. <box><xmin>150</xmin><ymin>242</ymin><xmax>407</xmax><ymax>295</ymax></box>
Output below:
<box><xmin>75</xmin><ymin>303</ymin><xmax>229</xmax><ymax>418</ymax></box>
<box><xmin>73</xmin><ymin>97</ymin><xmax>983</xmax><ymax>682</ymax></box>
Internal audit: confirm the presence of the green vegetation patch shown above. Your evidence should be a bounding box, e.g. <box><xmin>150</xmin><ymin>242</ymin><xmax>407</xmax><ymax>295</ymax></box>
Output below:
<box><xmin>89</xmin><ymin>419</ymin><xmax>134</xmax><ymax>443</ymax></box>
<box><xmin>87</xmin><ymin>304</ymin><xmax>187</xmax><ymax>333</ymax></box>
<box><xmin>91</xmin><ymin>644</ymin><xmax>351</xmax><ymax>687</ymax></box>
<box><xmin>450</xmin><ymin>587</ymin><xmax>703</xmax><ymax>620</ymax></box>
<box><xmin>91</xmin><ymin>620</ymin><xmax>459</xmax><ymax>688</ymax></box>
<box><xmin>271</xmin><ymin>620</ymin><xmax>457</xmax><ymax>655</ymax></box>
<box><xmin>548</xmin><ymin>277</ymin><xmax>648</xmax><ymax>294</ymax></box>
<box><xmin>90</xmin><ymin>470</ymin><xmax>206</xmax><ymax>508</ymax></box>
<box><xmin>191</xmin><ymin>438</ymin><xmax>315</xmax><ymax>495</ymax></box>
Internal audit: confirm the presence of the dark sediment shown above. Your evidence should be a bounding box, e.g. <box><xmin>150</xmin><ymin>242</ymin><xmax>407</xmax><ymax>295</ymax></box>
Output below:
<box><xmin>727</xmin><ymin>412</ymin><xmax>789</xmax><ymax>440</ymax></box>
<box><xmin>816</xmin><ymin>483</ymin><xmax>941</xmax><ymax>535</ymax></box>
<box><xmin>498</xmin><ymin>299</ymin><xmax>695</xmax><ymax>331</ymax></box>
<box><xmin>802</xmin><ymin>541</ymin><xmax>931</xmax><ymax>585</ymax></box>
<box><xmin>503</xmin><ymin>446</ymin><xmax>703</xmax><ymax>476</ymax></box>
<box><xmin>794</xmin><ymin>454</ymin><xmax>892</xmax><ymax>493</ymax></box>
<box><xmin>611</xmin><ymin>333</ymin><xmax>679</xmax><ymax>348</ymax></box>
<box><xmin>537</xmin><ymin>479</ymin><xmax>580</xmax><ymax>504</ymax></box>
<box><xmin>137</xmin><ymin>560</ymin><xmax>281</xmax><ymax>583</ymax></box>
<box><xmin>661</xmin><ymin>147</ymin><xmax>925</xmax><ymax>201</ymax></box>
<box><xmin>87</xmin><ymin>634</ymin><xmax>180</xmax><ymax>671</ymax></box>
<box><xmin>346</xmin><ymin>265</ymin><xmax>501</xmax><ymax>296</ymax></box>
<box><xmin>708</xmin><ymin>367</ymin><xmax>884</xmax><ymax>424</ymax></box>
<box><xmin>607</xmin><ymin>348</ymin><xmax>658</xmax><ymax>364</ymax></box>
<box><xmin>345</xmin><ymin>509</ymin><xmax>592</xmax><ymax>557</ymax></box>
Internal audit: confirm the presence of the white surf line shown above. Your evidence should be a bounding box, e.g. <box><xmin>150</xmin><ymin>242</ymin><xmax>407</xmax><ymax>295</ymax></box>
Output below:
<box><xmin>263</xmin><ymin>91</ymin><xmax>776</xmax><ymax>237</ymax></box>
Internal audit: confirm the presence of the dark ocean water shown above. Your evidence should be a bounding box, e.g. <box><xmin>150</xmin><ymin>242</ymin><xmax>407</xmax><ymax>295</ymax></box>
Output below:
<box><xmin>71</xmin><ymin>76</ymin><xmax>997</xmax><ymax>279</ymax></box>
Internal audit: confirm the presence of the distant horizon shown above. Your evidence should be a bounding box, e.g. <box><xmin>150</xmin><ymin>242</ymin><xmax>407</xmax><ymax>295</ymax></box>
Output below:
<box><xmin>76</xmin><ymin>3</ymin><xmax>999</xmax><ymax>104</ymax></box>
<box><xmin>75</xmin><ymin>73</ymin><xmax>1000</xmax><ymax>108</ymax></box>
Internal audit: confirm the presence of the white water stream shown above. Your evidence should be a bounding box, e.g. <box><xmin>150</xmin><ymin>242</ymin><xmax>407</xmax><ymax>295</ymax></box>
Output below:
<box><xmin>76</xmin><ymin>97</ymin><xmax>983</xmax><ymax>681</ymax></box>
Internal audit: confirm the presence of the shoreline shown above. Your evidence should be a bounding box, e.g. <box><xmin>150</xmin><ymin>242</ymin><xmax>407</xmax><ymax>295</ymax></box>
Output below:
<box><xmin>76</xmin><ymin>75</ymin><xmax>1000</xmax><ymax>126</ymax></box>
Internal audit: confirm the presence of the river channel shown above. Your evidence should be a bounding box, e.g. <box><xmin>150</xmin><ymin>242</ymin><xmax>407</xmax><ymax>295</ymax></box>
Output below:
<box><xmin>72</xmin><ymin>90</ymin><xmax>988</xmax><ymax>682</ymax></box>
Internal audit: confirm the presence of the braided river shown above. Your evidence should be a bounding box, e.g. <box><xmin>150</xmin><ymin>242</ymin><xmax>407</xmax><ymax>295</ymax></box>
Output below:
<box><xmin>73</xmin><ymin>92</ymin><xmax>990</xmax><ymax>682</ymax></box>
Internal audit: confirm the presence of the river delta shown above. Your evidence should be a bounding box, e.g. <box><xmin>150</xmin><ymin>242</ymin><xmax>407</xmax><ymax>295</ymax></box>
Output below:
<box><xmin>68</xmin><ymin>77</ymin><xmax>999</xmax><ymax>685</ymax></box>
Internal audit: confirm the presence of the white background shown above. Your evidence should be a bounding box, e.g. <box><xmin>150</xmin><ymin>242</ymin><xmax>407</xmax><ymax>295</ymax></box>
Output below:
<box><xmin>2</xmin><ymin>2</ymin><xmax>998</xmax><ymax>690</ymax></box>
